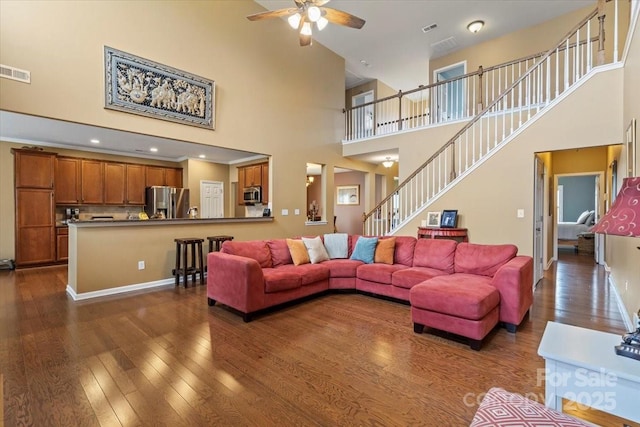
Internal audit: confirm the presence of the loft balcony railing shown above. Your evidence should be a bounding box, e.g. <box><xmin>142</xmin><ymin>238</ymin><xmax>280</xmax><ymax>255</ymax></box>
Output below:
<box><xmin>363</xmin><ymin>1</ymin><xmax>621</xmax><ymax>236</ymax></box>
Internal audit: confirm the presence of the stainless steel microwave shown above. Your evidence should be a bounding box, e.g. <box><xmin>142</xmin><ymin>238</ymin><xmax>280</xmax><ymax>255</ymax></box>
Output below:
<box><xmin>243</xmin><ymin>186</ymin><xmax>262</xmax><ymax>204</ymax></box>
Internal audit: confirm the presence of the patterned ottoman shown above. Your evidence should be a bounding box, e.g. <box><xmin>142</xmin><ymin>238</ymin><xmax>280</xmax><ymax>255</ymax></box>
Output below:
<box><xmin>470</xmin><ymin>387</ymin><xmax>588</xmax><ymax>426</ymax></box>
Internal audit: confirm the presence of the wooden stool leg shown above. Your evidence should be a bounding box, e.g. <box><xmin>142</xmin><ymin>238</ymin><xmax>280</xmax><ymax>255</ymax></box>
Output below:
<box><xmin>174</xmin><ymin>242</ymin><xmax>181</xmax><ymax>287</ymax></box>
<box><xmin>182</xmin><ymin>242</ymin><xmax>189</xmax><ymax>288</ymax></box>
<box><xmin>198</xmin><ymin>241</ymin><xmax>204</xmax><ymax>285</ymax></box>
<box><xmin>190</xmin><ymin>242</ymin><xmax>197</xmax><ymax>284</ymax></box>
<box><xmin>208</xmin><ymin>240</ymin><xmax>214</xmax><ymax>253</ymax></box>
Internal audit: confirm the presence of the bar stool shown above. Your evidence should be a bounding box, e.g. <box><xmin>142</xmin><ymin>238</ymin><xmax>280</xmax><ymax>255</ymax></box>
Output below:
<box><xmin>174</xmin><ymin>238</ymin><xmax>205</xmax><ymax>287</ymax></box>
<box><xmin>207</xmin><ymin>235</ymin><xmax>234</xmax><ymax>253</ymax></box>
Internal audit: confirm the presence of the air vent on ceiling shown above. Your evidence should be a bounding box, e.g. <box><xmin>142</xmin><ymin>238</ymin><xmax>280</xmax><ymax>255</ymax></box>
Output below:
<box><xmin>0</xmin><ymin>64</ymin><xmax>31</xmax><ymax>83</ymax></box>
<box><xmin>431</xmin><ymin>36</ymin><xmax>457</xmax><ymax>54</ymax></box>
<box><xmin>422</xmin><ymin>23</ymin><xmax>438</xmax><ymax>33</ymax></box>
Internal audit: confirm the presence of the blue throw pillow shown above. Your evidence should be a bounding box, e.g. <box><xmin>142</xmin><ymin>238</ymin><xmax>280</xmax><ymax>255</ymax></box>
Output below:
<box><xmin>350</xmin><ymin>237</ymin><xmax>378</xmax><ymax>264</ymax></box>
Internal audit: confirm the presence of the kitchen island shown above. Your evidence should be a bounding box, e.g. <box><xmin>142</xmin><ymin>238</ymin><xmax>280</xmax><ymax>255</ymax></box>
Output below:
<box><xmin>67</xmin><ymin>216</ymin><xmax>273</xmax><ymax>300</ymax></box>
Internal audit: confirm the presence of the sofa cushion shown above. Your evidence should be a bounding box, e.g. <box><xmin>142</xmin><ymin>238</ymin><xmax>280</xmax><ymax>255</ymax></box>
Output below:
<box><xmin>412</xmin><ymin>238</ymin><xmax>457</xmax><ymax>273</ymax></box>
<box><xmin>350</xmin><ymin>236</ymin><xmax>378</xmax><ymax>264</ymax></box>
<box><xmin>410</xmin><ymin>274</ymin><xmax>498</xmax><ymax>320</ymax></box>
<box><xmin>392</xmin><ymin>267</ymin><xmax>449</xmax><ymax>289</ymax></box>
<box><xmin>357</xmin><ymin>263</ymin><xmax>407</xmax><ymax>284</ymax></box>
<box><xmin>273</xmin><ymin>264</ymin><xmax>329</xmax><ymax>285</ymax></box>
<box><xmin>393</xmin><ymin>236</ymin><xmax>417</xmax><ymax>266</ymax></box>
<box><xmin>324</xmin><ymin>233</ymin><xmax>349</xmax><ymax>259</ymax></box>
<box><xmin>374</xmin><ymin>237</ymin><xmax>396</xmax><ymax>264</ymax></box>
<box><xmin>221</xmin><ymin>240</ymin><xmax>272</xmax><ymax>268</ymax></box>
<box><xmin>454</xmin><ymin>243</ymin><xmax>518</xmax><ymax>277</ymax></box>
<box><xmin>267</xmin><ymin>239</ymin><xmax>293</xmax><ymax>267</ymax></box>
<box><xmin>262</xmin><ymin>268</ymin><xmax>301</xmax><ymax>293</ymax></box>
<box><xmin>286</xmin><ymin>238</ymin><xmax>310</xmax><ymax>266</ymax></box>
<box><xmin>302</xmin><ymin>236</ymin><xmax>330</xmax><ymax>264</ymax></box>
<box><xmin>320</xmin><ymin>259</ymin><xmax>363</xmax><ymax>278</ymax></box>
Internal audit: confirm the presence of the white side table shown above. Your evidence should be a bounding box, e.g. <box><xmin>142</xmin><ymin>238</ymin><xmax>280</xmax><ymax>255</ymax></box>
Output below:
<box><xmin>538</xmin><ymin>321</ymin><xmax>640</xmax><ymax>423</ymax></box>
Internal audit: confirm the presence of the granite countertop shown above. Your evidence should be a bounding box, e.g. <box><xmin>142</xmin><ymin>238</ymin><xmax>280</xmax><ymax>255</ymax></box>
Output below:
<box><xmin>68</xmin><ymin>216</ymin><xmax>273</xmax><ymax>227</ymax></box>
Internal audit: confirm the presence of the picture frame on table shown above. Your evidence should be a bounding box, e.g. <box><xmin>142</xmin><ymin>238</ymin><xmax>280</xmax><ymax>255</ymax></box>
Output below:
<box><xmin>440</xmin><ymin>210</ymin><xmax>458</xmax><ymax>228</ymax></box>
<box><xmin>336</xmin><ymin>185</ymin><xmax>360</xmax><ymax>205</ymax></box>
<box><xmin>426</xmin><ymin>211</ymin><xmax>441</xmax><ymax>227</ymax></box>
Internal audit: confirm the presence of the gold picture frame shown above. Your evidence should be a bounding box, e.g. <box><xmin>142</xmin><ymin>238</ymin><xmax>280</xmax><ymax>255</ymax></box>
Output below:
<box><xmin>626</xmin><ymin>118</ymin><xmax>637</xmax><ymax>177</ymax></box>
<box><xmin>336</xmin><ymin>185</ymin><xmax>360</xmax><ymax>205</ymax></box>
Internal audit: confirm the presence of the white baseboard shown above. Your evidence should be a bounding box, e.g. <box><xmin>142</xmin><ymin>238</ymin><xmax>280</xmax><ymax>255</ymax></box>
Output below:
<box><xmin>66</xmin><ymin>278</ymin><xmax>174</xmax><ymax>301</ymax></box>
<box><xmin>608</xmin><ymin>274</ymin><xmax>634</xmax><ymax>331</ymax></box>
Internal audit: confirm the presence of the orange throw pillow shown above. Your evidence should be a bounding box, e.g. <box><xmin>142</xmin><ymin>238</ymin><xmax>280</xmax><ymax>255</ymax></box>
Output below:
<box><xmin>286</xmin><ymin>238</ymin><xmax>310</xmax><ymax>266</ymax></box>
<box><xmin>375</xmin><ymin>237</ymin><xmax>396</xmax><ymax>264</ymax></box>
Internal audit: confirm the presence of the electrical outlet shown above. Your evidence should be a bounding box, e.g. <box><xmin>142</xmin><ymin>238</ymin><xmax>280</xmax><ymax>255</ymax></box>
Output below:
<box><xmin>138</xmin><ymin>260</ymin><xmax>145</xmax><ymax>270</ymax></box>
<box><xmin>517</xmin><ymin>209</ymin><xmax>525</xmax><ymax>218</ymax></box>
<box><xmin>294</xmin><ymin>209</ymin><xmax>300</xmax><ymax>215</ymax></box>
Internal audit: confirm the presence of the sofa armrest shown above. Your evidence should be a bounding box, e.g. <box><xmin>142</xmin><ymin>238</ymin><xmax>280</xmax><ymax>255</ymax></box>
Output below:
<box><xmin>207</xmin><ymin>252</ymin><xmax>265</xmax><ymax>314</ymax></box>
<box><xmin>490</xmin><ymin>255</ymin><xmax>534</xmax><ymax>326</ymax></box>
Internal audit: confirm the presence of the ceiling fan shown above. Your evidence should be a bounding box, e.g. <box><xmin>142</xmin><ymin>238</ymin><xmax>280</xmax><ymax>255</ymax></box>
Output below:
<box><xmin>247</xmin><ymin>0</ymin><xmax>365</xmax><ymax>47</ymax></box>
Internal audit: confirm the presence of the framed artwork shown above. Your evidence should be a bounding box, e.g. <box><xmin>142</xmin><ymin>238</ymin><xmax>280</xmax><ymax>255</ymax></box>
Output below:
<box><xmin>626</xmin><ymin>118</ymin><xmax>636</xmax><ymax>177</ymax></box>
<box><xmin>337</xmin><ymin>185</ymin><xmax>360</xmax><ymax>205</ymax></box>
<box><xmin>104</xmin><ymin>46</ymin><xmax>215</xmax><ymax>129</ymax></box>
<box><xmin>440</xmin><ymin>209</ymin><xmax>458</xmax><ymax>228</ymax></box>
<box><xmin>426</xmin><ymin>211</ymin><xmax>441</xmax><ymax>227</ymax></box>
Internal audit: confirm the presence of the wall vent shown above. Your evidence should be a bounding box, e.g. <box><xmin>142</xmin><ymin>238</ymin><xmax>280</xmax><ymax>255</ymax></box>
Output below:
<box><xmin>0</xmin><ymin>64</ymin><xmax>31</xmax><ymax>83</ymax></box>
<box><xmin>422</xmin><ymin>23</ymin><xmax>438</xmax><ymax>33</ymax></box>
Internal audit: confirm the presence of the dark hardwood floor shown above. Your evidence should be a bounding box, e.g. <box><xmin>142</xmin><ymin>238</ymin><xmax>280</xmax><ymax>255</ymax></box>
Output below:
<box><xmin>0</xmin><ymin>250</ymin><xmax>626</xmax><ymax>426</ymax></box>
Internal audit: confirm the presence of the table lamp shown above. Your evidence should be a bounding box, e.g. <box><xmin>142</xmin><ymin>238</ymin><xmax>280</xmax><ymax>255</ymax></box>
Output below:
<box><xmin>591</xmin><ymin>176</ymin><xmax>640</xmax><ymax>360</ymax></box>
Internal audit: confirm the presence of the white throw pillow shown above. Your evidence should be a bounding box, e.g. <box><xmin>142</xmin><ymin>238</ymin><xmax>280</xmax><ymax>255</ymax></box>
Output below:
<box><xmin>576</xmin><ymin>210</ymin><xmax>591</xmax><ymax>224</ymax></box>
<box><xmin>302</xmin><ymin>236</ymin><xmax>330</xmax><ymax>264</ymax></box>
<box><xmin>323</xmin><ymin>233</ymin><xmax>349</xmax><ymax>259</ymax></box>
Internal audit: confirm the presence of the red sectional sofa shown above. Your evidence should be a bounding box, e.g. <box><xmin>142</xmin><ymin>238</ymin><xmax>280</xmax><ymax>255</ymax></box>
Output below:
<box><xmin>207</xmin><ymin>235</ymin><xmax>533</xmax><ymax>348</ymax></box>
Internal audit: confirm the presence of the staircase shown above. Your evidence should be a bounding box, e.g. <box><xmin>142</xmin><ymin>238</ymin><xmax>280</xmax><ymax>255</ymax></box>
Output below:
<box><xmin>362</xmin><ymin>3</ymin><xmax>623</xmax><ymax>236</ymax></box>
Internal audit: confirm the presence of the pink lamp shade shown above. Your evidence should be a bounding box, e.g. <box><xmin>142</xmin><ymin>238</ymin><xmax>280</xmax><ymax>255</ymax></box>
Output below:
<box><xmin>591</xmin><ymin>177</ymin><xmax>640</xmax><ymax>237</ymax></box>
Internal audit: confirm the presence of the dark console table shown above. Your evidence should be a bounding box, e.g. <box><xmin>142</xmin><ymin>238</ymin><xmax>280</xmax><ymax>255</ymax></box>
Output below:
<box><xmin>417</xmin><ymin>227</ymin><xmax>468</xmax><ymax>243</ymax></box>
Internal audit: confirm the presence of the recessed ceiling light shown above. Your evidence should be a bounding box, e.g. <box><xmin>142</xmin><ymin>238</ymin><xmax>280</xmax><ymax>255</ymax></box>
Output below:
<box><xmin>199</xmin><ymin>154</ymin><xmax>206</xmax><ymax>159</ymax></box>
<box><xmin>150</xmin><ymin>147</ymin><xmax>158</xmax><ymax>152</ymax></box>
<box><xmin>90</xmin><ymin>139</ymin><xmax>100</xmax><ymax>144</ymax></box>
<box><xmin>467</xmin><ymin>20</ymin><xmax>484</xmax><ymax>34</ymax></box>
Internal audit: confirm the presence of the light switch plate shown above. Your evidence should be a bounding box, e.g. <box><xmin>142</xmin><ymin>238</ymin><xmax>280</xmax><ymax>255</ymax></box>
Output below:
<box><xmin>281</xmin><ymin>209</ymin><xmax>288</xmax><ymax>216</ymax></box>
<box><xmin>294</xmin><ymin>209</ymin><xmax>300</xmax><ymax>215</ymax></box>
<box><xmin>517</xmin><ymin>209</ymin><xmax>525</xmax><ymax>218</ymax></box>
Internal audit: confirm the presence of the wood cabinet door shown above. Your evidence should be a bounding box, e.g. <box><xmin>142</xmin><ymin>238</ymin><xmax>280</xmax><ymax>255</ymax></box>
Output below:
<box><xmin>145</xmin><ymin>166</ymin><xmax>165</xmax><ymax>187</ymax></box>
<box><xmin>126</xmin><ymin>164</ymin><xmax>145</xmax><ymax>204</ymax></box>
<box><xmin>15</xmin><ymin>188</ymin><xmax>55</xmax><ymax>265</ymax></box>
<box><xmin>55</xmin><ymin>157</ymin><xmax>81</xmax><ymax>204</ymax></box>
<box><xmin>81</xmin><ymin>160</ymin><xmax>104</xmax><ymax>204</ymax></box>
<box><xmin>104</xmin><ymin>162</ymin><xmax>126</xmax><ymax>205</ymax></box>
<box><xmin>243</xmin><ymin>165</ymin><xmax>262</xmax><ymax>187</ymax></box>
<box><xmin>57</xmin><ymin>229</ymin><xmax>69</xmax><ymax>261</ymax></box>
<box><xmin>165</xmin><ymin>168</ymin><xmax>183</xmax><ymax>188</ymax></box>
<box><xmin>261</xmin><ymin>163</ymin><xmax>269</xmax><ymax>203</ymax></box>
<box><xmin>14</xmin><ymin>150</ymin><xmax>55</xmax><ymax>189</ymax></box>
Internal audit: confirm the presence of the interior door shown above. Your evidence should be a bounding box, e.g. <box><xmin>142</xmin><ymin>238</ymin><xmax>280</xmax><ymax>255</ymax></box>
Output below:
<box><xmin>534</xmin><ymin>158</ymin><xmax>545</xmax><ymax>285</ymax></box>
<box><xmin>433</xmin><ymin>62</ymin><xmax>466</xmax><ymax>122</ymax></box>
<box><xmin>351</xmin><ymin>90</ymin><xmax>374</xmax><ymax>138</ymax></box>
<box><xmin>201</xmin><ymin>180</ymin><xmax>224</xmax><ymax>218</ymax></box>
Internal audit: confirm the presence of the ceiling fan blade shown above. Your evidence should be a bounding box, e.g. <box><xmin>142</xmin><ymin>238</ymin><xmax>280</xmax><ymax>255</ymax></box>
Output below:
<box><xmin>246</xmin><ymin>8</ymin><xmax>295</xmax><ymax>21</ymax></box>
<box><xmin>322</xmin><ymin>7</ymin><xmax>365</xmax><ymax>29</ymax></box>
<box><xmin>310</xmin><ymin>0</ymin><xmax>331</xmax><ymax>6</ymax></box>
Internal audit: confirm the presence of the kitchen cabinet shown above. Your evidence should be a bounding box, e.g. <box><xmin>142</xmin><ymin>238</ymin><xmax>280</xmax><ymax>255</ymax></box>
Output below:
<box><xmin>125</xmin><ymin>164</ymin><xmax>145</xmax><ymax>205</ymax></box>
<box><xmin>14</xmin><ymin>149</ymin><xmax>56</xmax><ymax>267</ymax></box>
<box><xmin>55</xmin><ymin>157</ymin><xmax>81</xmax><ymax>204</ymax></box>
<box><xmin>243</xmin><ymin>165</ymin><xmax>262</xmax><ymax>187</ymax></box>
<box><xmin>81</xmin><ymin>160</ymin><xmax>104</xmax><ymax>204</ymax></box>
<box><xmin>261</xmin><ymin>163</ymin><xmax>269</xmax><ymax>203</ymax></box>
<box><xmin>56</xmin><ymin>227</ymin><xmax>69</xmax><ymax>261</ymax></box>
<box><xmin>15</xmin><ymin>149</ymin><xmax>54</xmax><ymax>189</ymax></box>
<box><xmin>145</xmin><ymin>166</ymin><xmax>182</xmax><ymax>188</ymax></box>
<box><xmin>237</xmin><ymin>168</ymin><xmax>245</xmax><ymax>206</ymax></box>
<box><xmin>104</xmin><ymin>162</ymin><xmax>126</xmax><ymax>205</ymax></box>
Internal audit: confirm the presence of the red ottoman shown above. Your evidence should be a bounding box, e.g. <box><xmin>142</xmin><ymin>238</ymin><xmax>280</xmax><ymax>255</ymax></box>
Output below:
<box><xmin>410</xmin><ymin>274</ymin><xmax>500</xmax><ymax>350</ymax></box>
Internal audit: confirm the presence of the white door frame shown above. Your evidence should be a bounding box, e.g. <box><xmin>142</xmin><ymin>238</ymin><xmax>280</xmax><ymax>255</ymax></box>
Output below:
<box><xmin>433</xmin><ymin>61</ymin><xmax>467</xmax><ymax>121</ymax></box>
<box><xmin>533</xmin><ymin>157</ymin><xmax>545</xmax><ymax>286</ymax></box>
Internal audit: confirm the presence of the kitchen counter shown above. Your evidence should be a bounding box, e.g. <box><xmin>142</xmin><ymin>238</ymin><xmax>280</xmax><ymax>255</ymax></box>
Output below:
<box><xmin>68</xmin><ymin>216</ymin><xmax>273</xmax><ymax>227</ymax></box>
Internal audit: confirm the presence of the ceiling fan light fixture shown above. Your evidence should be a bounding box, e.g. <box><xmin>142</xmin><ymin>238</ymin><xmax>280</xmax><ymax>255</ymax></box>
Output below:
<box><xmin>301</xmin><ymin>21</ymin><xmax>312</xmax><ymax>36</ymax></box>
<box><xmin>307</xmin><ymin>6</ymin><xmax>321</xmax><ymax>22</ymax></box>
<box><xmin>467</xmin><ymin>20</ymin><xmax>484</xmax><ymax>33</ymax></box>
<box><xmin>316</xmin><ymin>16</ymin><xmax>328</xmax><ymax>31</ymax></box>
<box><xmin>288</xmin><ymin>13</ymin><xmax>301</xmax><ymax>29</ymax></box>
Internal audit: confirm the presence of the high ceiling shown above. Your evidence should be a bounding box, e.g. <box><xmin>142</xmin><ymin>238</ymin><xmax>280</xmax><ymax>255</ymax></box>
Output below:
<box><xmin>1</xmin><ymin>1</ymin><xmax>594</xmax><ymax>164</ymax></box>
<box><xmin>254</xmin><ymin>0</ymin><xmax>593</xmax><ymax>91</ymax></box>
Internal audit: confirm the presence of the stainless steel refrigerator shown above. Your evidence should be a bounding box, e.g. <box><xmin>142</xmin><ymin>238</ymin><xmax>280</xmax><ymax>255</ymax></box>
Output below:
<box><xmin>145</xmin><ymin>186</ymin><xmax>190</xmax><ymax>219</ymax></box>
